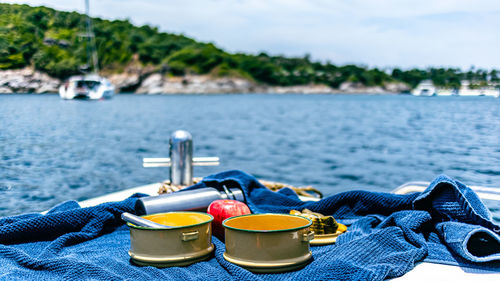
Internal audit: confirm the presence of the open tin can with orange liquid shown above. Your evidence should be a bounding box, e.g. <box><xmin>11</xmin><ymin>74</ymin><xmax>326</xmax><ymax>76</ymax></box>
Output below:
<box><xmin>126</xmin><ymin>212</ymin><xmax>214</xmax><ymax>267</ymax></box>
<box><xmin>222</xmin><ymin>213</ymin><xmax>314</xmax><ymax>273</ymax></box>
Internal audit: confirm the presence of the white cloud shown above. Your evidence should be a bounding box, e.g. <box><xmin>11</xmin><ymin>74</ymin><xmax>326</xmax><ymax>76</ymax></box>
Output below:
<box><xmin>4</xmin><ymin>0</ymin><xmax>500</xmax><ymax>69</ymax></box>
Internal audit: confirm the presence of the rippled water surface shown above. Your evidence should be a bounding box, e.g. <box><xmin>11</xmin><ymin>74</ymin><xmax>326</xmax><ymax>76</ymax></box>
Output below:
<box><xmin>1</xmin><ymin>94</ymin><xmax>499</xmax><ymax>219</ymax></box>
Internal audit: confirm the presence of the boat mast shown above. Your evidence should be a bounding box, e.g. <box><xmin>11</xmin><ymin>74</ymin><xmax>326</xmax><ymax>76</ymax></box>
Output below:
<box><xmin>84</xmin><ymin>0</ymin><xmax>99</xmax><ymax>74</ymax></box>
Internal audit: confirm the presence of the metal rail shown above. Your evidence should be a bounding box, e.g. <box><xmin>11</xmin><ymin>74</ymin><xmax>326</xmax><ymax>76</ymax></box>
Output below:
<box><xmin>142</xmin><ymin>130</ymin><xmax>219</xmax><ymax>186</ymax></box>
<box><xmin>143</xmin><ymin>157</ymin><xmax>220</xmax><ymax>167</ymax></box>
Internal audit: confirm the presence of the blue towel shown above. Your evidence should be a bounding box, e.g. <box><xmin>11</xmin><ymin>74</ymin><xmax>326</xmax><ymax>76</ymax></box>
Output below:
<box><xmin>0</xmin><ymin>170</ymin><xmax>499</xmax><ymax>280</ymax></box>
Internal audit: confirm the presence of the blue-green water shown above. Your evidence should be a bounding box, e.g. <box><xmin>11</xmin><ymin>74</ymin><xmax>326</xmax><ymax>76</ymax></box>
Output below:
<box><xmin>1</xmin><ymin>94</ymin><xmax>499</xmax><ymax>219</ymax></box>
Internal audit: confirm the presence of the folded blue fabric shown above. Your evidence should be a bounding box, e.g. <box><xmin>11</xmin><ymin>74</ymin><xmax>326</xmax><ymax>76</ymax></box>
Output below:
<box><xmin>0</xmin><ymin>170</ymin><xmax>499</xmax><ymax>280</ymax></box>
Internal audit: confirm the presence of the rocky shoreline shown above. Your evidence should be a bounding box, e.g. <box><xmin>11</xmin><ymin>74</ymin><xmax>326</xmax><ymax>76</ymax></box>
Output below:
<box><xmin>0</xmin><ymin>68</ymin><xmax>410</xmax><ymax>95</ymax></box>
<box><xmin>0</xmin><ymin>68</ymin><xmax>60</xmax><ymax>94</ymax></box>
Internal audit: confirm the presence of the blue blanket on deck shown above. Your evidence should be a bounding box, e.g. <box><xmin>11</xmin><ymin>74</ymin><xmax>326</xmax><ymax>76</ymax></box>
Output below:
<box><xmin>0</xmin><ymin>170</ymin><xmax>499</xmax><ymax>280</ymax></box>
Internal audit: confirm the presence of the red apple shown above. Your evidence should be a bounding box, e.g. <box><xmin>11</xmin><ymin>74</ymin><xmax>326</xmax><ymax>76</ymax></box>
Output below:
<box><xmin>207</xmin><ymin>199</ymin><xmax>251</xmax><ymax>240</ymax></box>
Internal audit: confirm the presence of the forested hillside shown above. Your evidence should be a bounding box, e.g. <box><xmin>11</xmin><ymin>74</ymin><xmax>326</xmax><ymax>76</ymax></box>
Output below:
<box><xmin>0</xmin><ymin>3</ymin><xmax>498</xmax><ymax>89</ymax></box>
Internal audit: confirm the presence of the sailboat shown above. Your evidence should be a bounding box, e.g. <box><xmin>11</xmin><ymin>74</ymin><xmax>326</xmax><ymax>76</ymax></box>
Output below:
<box><xmin>59</xmin><ymin>0</ymin><xmax>115</xmax><ymax>100</ymax></box>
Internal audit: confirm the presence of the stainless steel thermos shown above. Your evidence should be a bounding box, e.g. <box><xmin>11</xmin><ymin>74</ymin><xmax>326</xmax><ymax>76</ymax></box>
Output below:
<box><xmin>135</xmin><ymin>187</ymin><xmax>245</xmax><ymax>215</ymax></box>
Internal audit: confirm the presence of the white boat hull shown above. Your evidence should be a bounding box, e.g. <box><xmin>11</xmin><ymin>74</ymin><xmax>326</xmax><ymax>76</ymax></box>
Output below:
<box><xmin>411</xmin><ymin>80</ymin><xmax>436</xmax><ymax>96</ymax></box>
<box><xmin>459</xmin><ymin>89</ymin><xmax>499</xmax><ymax>97</ymax></box>
<box><xmin>59</xmin><ymin>75</ymin><xmax>115</xmax><ymax>100</ymax></box>
<box><xmin>435</xmin><ymin>89</ymin><xmax>457</xmax><ymax>96</ymax></box>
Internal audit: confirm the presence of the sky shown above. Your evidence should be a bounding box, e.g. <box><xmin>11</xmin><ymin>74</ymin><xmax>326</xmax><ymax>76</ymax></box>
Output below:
<box><xmin>4</xmin><ymin>0</ymin><xmax>500</xmax><ymax>69</ymax></box>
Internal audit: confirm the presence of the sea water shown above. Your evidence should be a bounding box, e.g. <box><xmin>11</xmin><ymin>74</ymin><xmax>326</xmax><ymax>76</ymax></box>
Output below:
<box><xmin>0</xmin><ymin>94</ymin><xmax>499</xmax><ymax>220</ymax></box>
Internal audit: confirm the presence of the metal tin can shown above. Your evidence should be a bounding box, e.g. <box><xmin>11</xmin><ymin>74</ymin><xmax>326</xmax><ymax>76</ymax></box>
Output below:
<box><xmin>127</xmin><ymin>212</ymin><xmax>214</xmax><ymax>267</ymax></box>
<box><xmin>222</xmin><ymin>213</ymin><xmax>314</xmax><ymax>273</ymax></box>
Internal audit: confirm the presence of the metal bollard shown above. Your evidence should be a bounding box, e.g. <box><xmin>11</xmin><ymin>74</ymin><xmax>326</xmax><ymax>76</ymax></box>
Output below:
<box><xmin>170</xmin><ymin>130</ymin><xmax>193</xmax><ymax>185</ymax></box>
<box><xmin>143</xmin><ymin>130</ymin><xmax>220</xmax><ymax>186</ymax></box>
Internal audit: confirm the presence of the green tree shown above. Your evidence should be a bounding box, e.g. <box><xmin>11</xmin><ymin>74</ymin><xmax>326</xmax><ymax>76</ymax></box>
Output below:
<box><xmin>0</xmin><ymin>2</ymin><xmax>496</xmax><ymax>89</ymax></box>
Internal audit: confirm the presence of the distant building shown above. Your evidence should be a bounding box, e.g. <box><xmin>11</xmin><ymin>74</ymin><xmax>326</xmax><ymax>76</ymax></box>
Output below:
<box><xmin>42</xmin><ymin>37</ymin><xmax>71</xmax><ymax>49</ymax></box>
<box><xmin>58</xmin><ymin>40</ymin><xmax>71</xmax><ymax>48</ymax></box>
<box><xmin>43</xmin><ymin>37</ymin><xmax>57</xmax><ymax>46</ymax></box>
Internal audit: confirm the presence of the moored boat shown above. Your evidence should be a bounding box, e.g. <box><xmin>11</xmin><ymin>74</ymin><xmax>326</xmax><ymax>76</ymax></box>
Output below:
<box><xmin>412</xmin><ymin>80</ymin><xmax>499</xmax><ymax>98</ymax></box>
<box><xmin>459</xmin><ymin>81</ymin><xmax>499</xmax><ymax>97</ymax></box>
<box><xmin>411</xmin><ymin>80</ymin><xmax>436</xmax><ymax>96</ymax></box>
<box><xmin>435</xmin><ymin>88</ymin><xmax>458</xmax><ymax>96</ymax></box>
<box><xmin>59</xmin><ymin>74</ymin><xmax>115</xmax><ymax>100</ymax></box>
<box><xmin>59</xmin><ymin>0</ymin><xmax>115</xmax><ymax>100</ymax></box>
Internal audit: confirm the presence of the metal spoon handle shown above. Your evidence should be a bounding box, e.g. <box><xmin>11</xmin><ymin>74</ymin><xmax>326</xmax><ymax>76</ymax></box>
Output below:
<box><xmin>121</xmin><ymin>212</ymin><xmax>171</xmax><ymax>229</ymax></box>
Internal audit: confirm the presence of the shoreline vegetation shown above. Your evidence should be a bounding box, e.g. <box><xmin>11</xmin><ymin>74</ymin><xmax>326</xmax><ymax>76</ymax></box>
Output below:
<box><xmin>1</xmin><ymin>4</ymin><xmax>499</xmax><ymax>95</ymax></box>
